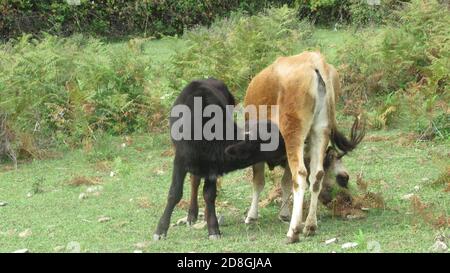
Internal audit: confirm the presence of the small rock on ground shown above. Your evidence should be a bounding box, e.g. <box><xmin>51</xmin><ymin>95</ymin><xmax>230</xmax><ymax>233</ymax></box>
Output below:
<box><xmin>341</xmin><ymin>242</ymin><xmax>358</xmax><ymax>249</ymax></box>
<box><xmin>66</xmin><ymin>241</ymin><xmax>81</xmax><ymax>253</ymax></box>
<box><xmin>12</xmin><ymin>249</ymin><xmax>29</xmax><ymax>253</ymax></box>
<box><xmin>98</xmin><ymin>216</ymin><xmax>111</xmax><ymax>223</ymax></box>
<box><xmin>0</xmin><ymin>202</ymin><xmax>7</xmax><ymax>207</ymax></box>
<box><xmin>19</xmin><ymin>229</ymin><xmax>32</xmax><ymax>238</ymax></box>
<box><xmin>134</xmin><ymin>241</ymin><xmax>150</xmax><ymax>249</ymax></box>
<box><xmin>401</xmin><ymin>193</ymin><xmax>415</xmax><ymax>200</ymax></box>
<box><xmin>78</xmin><ymin>193</ymin><xmax>88</xmax><ymax>200</ymax></box>
<box><xmin>86</xmin><ymin>186</ymin><xmax>103</xmax><ymax>193</ymax></box>
<box><xmin>54</xmin><ymin>246</ymin><xmax>65</xmax><ymax>252</ymax></box>
<box><xmin>430</xmin><ymin>241</ymin><xmax>448</xmax><ymax>253</ymax></box>
<box><xmin>192</xmin><ymin>221</ymin><xmax>207</xmax><ymax>230</ymax></box>
<box><xmin>325</xmin><ymin>238</ymin><xmax>337</xmax><ymax>245</ymax></box>
<box><xmin>176</xmin><ymin>216</ymin><xmax>188</xmax><ymax>226</ymax></box>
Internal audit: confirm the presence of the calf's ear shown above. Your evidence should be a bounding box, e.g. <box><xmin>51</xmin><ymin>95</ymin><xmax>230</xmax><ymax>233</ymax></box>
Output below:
<box><xmin>225</xmin><ymin>142</ymin><xmax>252</xmax><ymax>160</ymax></box>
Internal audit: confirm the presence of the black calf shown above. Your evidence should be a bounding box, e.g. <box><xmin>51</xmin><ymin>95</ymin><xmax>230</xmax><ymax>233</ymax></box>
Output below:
<box><xmin>154</xmin><ymin>78</ymin><xmax>285</xmax><ymax>240</ymax></box>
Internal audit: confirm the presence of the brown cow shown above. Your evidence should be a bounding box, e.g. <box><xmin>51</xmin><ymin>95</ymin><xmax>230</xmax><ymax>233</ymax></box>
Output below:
<box><xmin>243</xmin><ymin>51</ymin><xmax>361</xmax><ymax>243</ymax></box>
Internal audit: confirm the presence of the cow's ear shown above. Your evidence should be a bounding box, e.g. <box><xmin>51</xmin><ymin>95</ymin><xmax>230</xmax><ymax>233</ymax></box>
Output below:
<box><xmin>225</xmin><ymin>142</ymin><xmax>252</xmax><ymax>160</ymax></box>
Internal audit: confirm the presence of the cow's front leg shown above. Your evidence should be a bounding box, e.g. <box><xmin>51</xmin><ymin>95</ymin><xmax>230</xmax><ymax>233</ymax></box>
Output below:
<box><xmin>203</xmin><ymin>178</ymin><xmax>221</xmax><ymax>239</ymax></box>
<box><xmin>245</xmin><ymin>163</ymin><xmax>265</xmax><ymax>224</ymax></box>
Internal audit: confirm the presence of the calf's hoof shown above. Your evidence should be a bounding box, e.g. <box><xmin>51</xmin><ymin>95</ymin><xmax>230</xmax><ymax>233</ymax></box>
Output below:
<box><xmin>244</xmin><ymin>216</ymin><xmax>258</xmax><ymax>225</ymax></box>
<box><xmin>153</xmin><ymin>233</ymin><xmax>166</xmax><ymax>241</ymax></box>
<box><xmin>208</xmin><ymin>234</ymin><xmax>222</xmax><ymax>240</ymax></box>
<box><xmin>303</xmin><ymin>224</ymin><xmax>317</xmax><ymax>236</ymax></box>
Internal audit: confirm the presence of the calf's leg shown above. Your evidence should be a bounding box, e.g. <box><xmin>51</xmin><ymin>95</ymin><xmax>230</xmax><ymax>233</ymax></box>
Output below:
<box><xmin>153</xmin><ymin>157</ymin><xmax>186</xmax><ymax>240</ymax></box>
<box><xmin>187</xmin><ymin>175</ymin><xmax>201</xmax><ymax>225</ymax></box>
<box><xmin>203</xmin><ymin>178</ymin><xmax>221</xmax><ymax>239</ymax></box>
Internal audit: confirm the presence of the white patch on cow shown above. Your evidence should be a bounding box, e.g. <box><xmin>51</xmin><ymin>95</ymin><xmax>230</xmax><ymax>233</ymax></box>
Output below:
<box><xmin>287</xmin><ymin>174</ymin><xmax>307</xmax><ymax>238</ymax></box>
<box><xmin>245</xmin><ymin>163</ymin><xmax>265</xmax><ymax>224</ymax></box>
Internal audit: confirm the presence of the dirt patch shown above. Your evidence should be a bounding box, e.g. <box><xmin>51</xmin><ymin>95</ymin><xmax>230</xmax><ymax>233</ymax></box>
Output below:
<box><xmin>445</xmin><ymin>183</ymin><xmax>450</xmax><ymax>193</ymax></box>
<box><xmin>259</xmin><ymin>172</ymin><xmax>385</xmax><ymax>220</ymax></box>
<box><xmin>67</xmin><ymin>176</ymin><xmax>102</xmax><ymax>187</ymax></box>
<box><xmin>177</xmin><ymin>199</ymin><xmax>190</xmax><ymax>210</ymax></box>
<box><xmin>259</xmin><ymin>186</ymin><xmax>282</xmax><ymax>208</ymax></box>
<box><xmin>160</xmin><ymin>149</ymin><xmax>174</xmax><ymax>157</ymax></box>
<box><xmin>432</xmin><ymin>166</ymin><xmax>450</xmax><ymax>192</ymax></box>
<box><xmin>364</xmin><ymin>135</ymin><xmax>392</xmax><ymax>142</ymax></box>
<box><xmin>1</xmin><ymin>164</ymin><xmax>16</xmax><ymax>172</ymax></box>
<box><xmin>137</xmin><ymin>197</ymin><xmax>153</xmax><ymax>208</ymax></box>
<box><xmin>94</xmin><ymin>161</ymin><xmax>112</xmax><ymax>172</ymax></box>
<box><xmin>410</xmin><ymin>195</ymin><xmax>450</xmax><ymax>229</ymax></box>
<box><xmin>325</xmin><ymin>190</ymin><xmax>385</xmax><ymax>220</ymax></box>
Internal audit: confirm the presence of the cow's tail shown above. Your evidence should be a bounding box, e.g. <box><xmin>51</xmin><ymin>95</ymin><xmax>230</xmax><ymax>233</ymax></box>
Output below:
<box><xmin>314</xmin><ymin>69</ymin><xmax>365</xmax><ymax>154</ymax></box>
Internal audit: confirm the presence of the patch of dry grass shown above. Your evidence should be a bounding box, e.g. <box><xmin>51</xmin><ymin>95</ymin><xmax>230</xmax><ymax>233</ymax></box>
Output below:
<box><xmin>67</xmin><ymin>176</ymin><xmax>102</xmax><ymax>187</ymax></box>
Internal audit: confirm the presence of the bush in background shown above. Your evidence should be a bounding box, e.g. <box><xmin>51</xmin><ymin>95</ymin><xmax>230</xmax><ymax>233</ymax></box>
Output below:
<box><xmin>166</xmin><ymin>6</ymin><xmax>313</xmax><ymax>101</ymax></box>
<box><xmin>0</xmin><ymin>34</ymin><xmax>166</xmax><ymax>147</ymax></box>
<box><xmin>0</xmin><ymin>0</ymin><xmax>291</xmax><ymax>40</ymax></box>
<box><xmin>0</xmin><ymin>6</ymin><xmax>311</xmax><ymax>153</ymax></box>
<box><xmin>296</xmin><ymin>0</ymin><xmax>406</xmax><ymax>26</ymax></box>
<box><xmin>338</xmin><ymin>0</ymin><xmax>449</xmax><ymax>138</ymax></box>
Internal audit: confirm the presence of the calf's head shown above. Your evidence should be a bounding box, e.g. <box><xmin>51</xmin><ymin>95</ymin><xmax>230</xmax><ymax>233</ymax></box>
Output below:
<box><xmin>225</xmin><ymin>120</ymin><xmax>285</xmax><ymax>164</ymax></box>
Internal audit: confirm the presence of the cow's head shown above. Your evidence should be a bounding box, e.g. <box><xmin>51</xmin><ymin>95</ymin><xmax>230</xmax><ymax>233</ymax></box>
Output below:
<box><xmin>323</xmin><ymin>116</ymin><xmax>366</xmax><ymax>189</ymax></box>
<box><xmin>324</xmin><ymin>147</ymin><xmax>350</xmax><ymax>188</ymax></box>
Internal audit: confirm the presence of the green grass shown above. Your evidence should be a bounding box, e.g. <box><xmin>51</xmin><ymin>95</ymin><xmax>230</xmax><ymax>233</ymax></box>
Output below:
<box><xmin>1</xmin><ymin>128</ymin><xmax>448</xmax><ymax>253</ymax></box>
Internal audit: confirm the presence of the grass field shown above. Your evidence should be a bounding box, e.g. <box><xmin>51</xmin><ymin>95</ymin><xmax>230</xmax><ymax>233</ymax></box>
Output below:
<box><xmin>1</xmin><ymin>28</ymin><xmax>449</xmax><ymax>253</ymax></box>
<box><xmin>1</xmin><ymin>126</ymin><xmax>448</xmax><ymax>253</ymax></box>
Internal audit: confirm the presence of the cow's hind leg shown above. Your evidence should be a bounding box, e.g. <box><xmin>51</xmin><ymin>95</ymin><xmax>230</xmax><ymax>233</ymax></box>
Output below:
<box><xmin>282</xmin><ymin>116</ymin><xmax>311</xmax><ymax>244</ymax></box>
<box><xmin>245</xmin><ymin>162</ymin><xmax>265</xmax><ymax>224</ymax></box>
<box><xmin>203</xmin><ymin>177</ymin><xmax>221</xmax><ymax>239</ymax></box>
<box><xmin>278</xmin><ymin>165</ymin><xmax>292</xmax><ymax>222</ymax></box>
<box><xmin>304</xmin><ymin>126</ymin><xmax>329</xmax><ymax>236</ymax></box>
<box><xmin>187</xmin><ymin>175</ymin><xmax>201</xmax><ymax>225</ymax></box>
<box><xmin>154</xmin><ymin>156</ymin><xmax>186</xmax><ymax>240</ymax></box>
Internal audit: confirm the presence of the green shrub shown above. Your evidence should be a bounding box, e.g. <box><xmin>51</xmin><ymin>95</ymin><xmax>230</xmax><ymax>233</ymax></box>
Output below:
<box><xmin>296</xmin><ymin>0</ymin><xmax>351</xmax><ymax>25</ymax></box>
<box><xmin>167</xmin><ymin>6</ymin><xmax>313</xmax><ymax>101</ymax></box>
<box><xmin>0</xmin><ymin>7</ymin><xmax>310</xmax><ymax>150</ymax></box>
<box><xmin>338</xmin><ymin>0</ymin><xmax>449</xmax><ymax>133</ymax></box>
<box><xmin>0</xmin><ymin>0</ymin><xmax>291</xmax><ymax>40</ymax></box>
<box><xmin>340</xmin><ymin>0</ymin><xmax>449</xmax><ymax>97</ymax></box>
<box><xmin>296</xmin><ymin>0</ymin><xmax>406</xmax><ymax>26</ymax></box>
<box><xmin>349</xmin><ymin>0</ymin><xmax>404</xmax><ymax>27</ymax></box>
<box><xmin>0</xmin><ymin>34</ymin><xmax>164</xmax><ymax>146</ymax></box>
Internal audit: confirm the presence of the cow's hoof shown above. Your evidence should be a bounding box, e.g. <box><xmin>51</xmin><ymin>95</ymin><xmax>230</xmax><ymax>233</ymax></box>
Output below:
<box><xmin>244</xmin><ymin>217</ymin><xmax>258</xmax><ymax>225</ymax></box>
<box><xmin>303</xmin><ymin>225</ymin><xmax>317</xmax><ymax>236</ymax></box>
<box><xmin>285</xmin><ymin>235</ymin><xmax>299</xmax><ymax>244</ymax></box>
<box><xmin>208</xmin><ymin>234</ymin><xmax>221</xmax><ymax>240</ymax></box>
<box><xmin>153</xmin><ymin>234</ymin><xmax>165</xmax><ymax>241</ymax></box>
